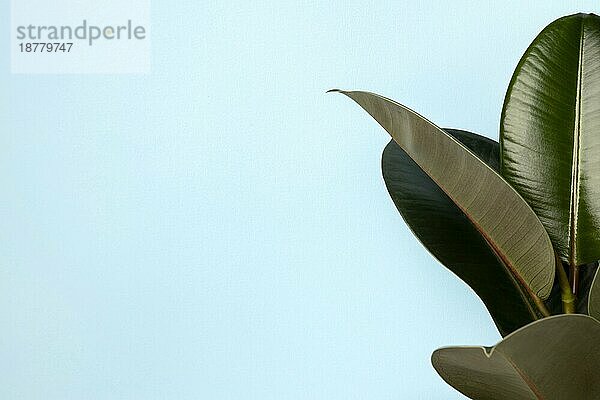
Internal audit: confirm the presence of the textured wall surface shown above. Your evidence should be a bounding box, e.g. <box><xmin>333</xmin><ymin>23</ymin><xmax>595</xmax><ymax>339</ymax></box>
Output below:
<box><xmin>2</xmin><ymin>2</ymin><xmax>599</xmax><ymax>399</ymax></box>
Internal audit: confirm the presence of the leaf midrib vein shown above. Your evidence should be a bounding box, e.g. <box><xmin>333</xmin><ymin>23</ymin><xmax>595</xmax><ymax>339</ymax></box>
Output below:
<box><xmin>569</xmin><ymin>18</ymin><xmax>585</xmax><ymax>267</ymax></box>
<box><xmin>500</xmin><ymin>351</ymin><xmax>544</xmax><ymax>400</ymax></box>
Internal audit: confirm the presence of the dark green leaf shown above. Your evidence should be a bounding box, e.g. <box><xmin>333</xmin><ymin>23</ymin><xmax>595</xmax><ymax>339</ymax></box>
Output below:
<box><xmin>383</xmin><ymin>129</ymin><xmax>541</xmax><ymax>335</ymax></box>
<box><xmin>501</xmin><ymin>13</ymin><xmax>600</xmax><ymax>266</ymax></box>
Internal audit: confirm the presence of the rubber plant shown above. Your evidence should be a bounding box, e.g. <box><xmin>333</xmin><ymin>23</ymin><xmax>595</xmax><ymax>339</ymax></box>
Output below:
<box><xmin>331</xmin><ymin>13</ymin><xmax>600</xmax><ymax>399</ymax></box>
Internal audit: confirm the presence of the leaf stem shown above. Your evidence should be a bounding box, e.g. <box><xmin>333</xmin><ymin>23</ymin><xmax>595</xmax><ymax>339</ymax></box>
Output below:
<box><xmin>556</xmin><ymin>253</ymin><xmax>576</xmax><ymax>314</ymax></box>
<box><xmin>532</xmin><ymin>294</ymin><xmax>551</xmax><ymax>317</ymax></box>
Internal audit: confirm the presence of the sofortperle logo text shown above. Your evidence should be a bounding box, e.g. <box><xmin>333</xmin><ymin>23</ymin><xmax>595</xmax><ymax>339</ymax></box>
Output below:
<box><xmin>15</xmin><ymin>20</ymin><xmax>147</xmax><ymax>46</ymax></box>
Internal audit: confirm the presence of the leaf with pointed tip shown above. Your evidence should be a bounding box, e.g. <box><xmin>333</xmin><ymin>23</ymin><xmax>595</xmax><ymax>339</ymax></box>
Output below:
<box><xmin>332</xmin><ymin>89</ymin><xmax>555</xmax><ymax>300</ymax></box>
<box><xmin>432</xmin><ymin>315</ymin><xmax>600</xmax><ymax>399</ymax></box>
<box><xmin>501</xmin><ymin>13</ymin><xmax>600</xmax><ymax>266</ymax></box>
<box><xmin>383</xmin><ymin>129</ymin><xmax>541</xmax><ymax>336</ymax></box>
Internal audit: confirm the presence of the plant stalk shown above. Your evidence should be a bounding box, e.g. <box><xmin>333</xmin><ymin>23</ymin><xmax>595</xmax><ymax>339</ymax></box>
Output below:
<box><xmin>532</xmin><ymin>294</ymin><xmax>552</xmax><ymax>318</ymax></box>
<box><xmin>556</xmin><ymin>253</ymin><xmax>576</xmax><ymax>314</ymax></box>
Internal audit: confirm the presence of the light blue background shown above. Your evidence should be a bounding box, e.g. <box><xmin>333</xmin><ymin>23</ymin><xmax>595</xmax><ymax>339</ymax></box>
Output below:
<box><xmin>2</xmin><ymin>2</ymin><xmax>598</xmax><ymax>399</ymax></box>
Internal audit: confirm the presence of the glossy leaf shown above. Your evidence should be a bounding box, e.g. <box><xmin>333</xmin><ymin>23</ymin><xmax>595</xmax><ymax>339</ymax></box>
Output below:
<box><xmin>432</xmin><ymin>315</ymin><xmax>600</xmax><ymax>399</ymax></box>
<box><xmin>501</xmin><ymin>13</ymin><xmax>600</xmax><ymax>266</ymax></box>
<box><xmin>332</xmin><ymin>90</ymin><xmax>555</xmax><ymax>299</ymax></box>
<box><xmin>382</xmin><ymin>129</ymin><xmax>541</xmax><ymax>336</ymax></box>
